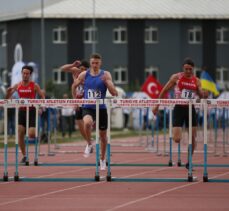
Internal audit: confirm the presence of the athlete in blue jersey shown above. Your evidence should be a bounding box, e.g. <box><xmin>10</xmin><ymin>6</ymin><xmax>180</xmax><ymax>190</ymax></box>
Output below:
<box><xmin>72</xmin><ymin>53</ymin><xmax>117</xmax><ymax>170</ymax></box>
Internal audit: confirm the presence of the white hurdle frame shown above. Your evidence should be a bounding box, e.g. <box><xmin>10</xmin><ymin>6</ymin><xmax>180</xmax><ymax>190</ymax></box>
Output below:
<box><xmin>1</xmin><ymin>98</ymin><xmax>229</xmax><ymax>182</ymax></box>
<box><xmin>3</xmin><ymin>105</ymin><xmax>8</xmax><ymax>181</ymax></box>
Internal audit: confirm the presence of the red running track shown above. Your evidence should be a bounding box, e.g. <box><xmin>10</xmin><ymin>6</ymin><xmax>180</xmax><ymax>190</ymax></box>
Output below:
<box><xmin>0</xmin><ymin>136</ymin><xmax>229</xmax><ymax>211</ymax></box>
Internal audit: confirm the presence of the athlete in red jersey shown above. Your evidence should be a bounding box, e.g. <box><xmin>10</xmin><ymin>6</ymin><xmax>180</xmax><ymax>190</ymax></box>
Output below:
<box><xmin>153</xmin><ymin>58</ymin><xmax>208</xmax><ymax>169</ymax></box>
<box><xmin>6</xmin><ymin>65</ymin><xmax>45</xmax><ymax>163</ymax></box>
<box><xmin>17</xmin><ymin>81</ymin><xmax>36</xmax><ymax>99</ymax></box>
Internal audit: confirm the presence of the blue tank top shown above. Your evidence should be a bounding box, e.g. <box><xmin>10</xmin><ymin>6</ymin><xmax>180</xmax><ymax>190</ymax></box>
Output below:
<box><xmin>83</xmin><ymin>69</ymin><xmax>107</xmax><ymax>109</ymax></box>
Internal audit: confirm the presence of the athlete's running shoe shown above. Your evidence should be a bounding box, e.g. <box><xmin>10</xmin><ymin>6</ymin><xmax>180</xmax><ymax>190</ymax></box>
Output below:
<box><xmin>100</xmin><ymin>159</ymin><xmax>106</xmax><ymax>171</ymax></box>
<box><xmin>84</xmin><ymin>144</ymin><xmax>93</xmax><ymax>158</ymax></box>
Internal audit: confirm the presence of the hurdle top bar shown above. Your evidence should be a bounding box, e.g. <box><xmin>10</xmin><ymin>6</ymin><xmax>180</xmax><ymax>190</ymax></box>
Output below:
<box><xmin>0</xmin><ymin>99</ymin><xmax>229</xmax><ymax>108</ymax></box>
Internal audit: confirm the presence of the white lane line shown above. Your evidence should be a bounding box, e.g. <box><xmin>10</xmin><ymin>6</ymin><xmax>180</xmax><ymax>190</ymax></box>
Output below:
<box><xmin>105</xmin><ymin>171</ymin><xmax>229</xmax><ymax>211</ymax></box>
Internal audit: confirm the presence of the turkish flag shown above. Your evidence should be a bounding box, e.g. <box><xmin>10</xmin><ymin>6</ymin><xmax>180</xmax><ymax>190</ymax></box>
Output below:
<box><xmin>141</xmin><ymin>75</ymin><xmax>163</xmax><ymax>99</ymax></box>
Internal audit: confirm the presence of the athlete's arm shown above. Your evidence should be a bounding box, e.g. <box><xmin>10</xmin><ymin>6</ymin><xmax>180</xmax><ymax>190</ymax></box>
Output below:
<box><xmin>60</xmin><ymin>60</ymin><xmax>81</xmax><ymax>73</ymax></box>
<box><xmin>152</xmin><ymin>74</ymin><xmax>177</xmax><ymax>114</ymax></box>
<box><xmin>5</xmin><ymin>84</ymin><xmax>18</xmax><ymax>99</ymax></box>
<box><xmin>71</xmin><ymin>71</ymin><xmax>86</xmax><ymax>98</ymax></box>
<box><xmin>35</xmin><ymin>83</ymin><xmax>45</xmax><ymax>99</ymax></box>
<box><xmin>196</xmin><ymin>78</ymin><xmax>208</xmax><ymax>99</ymax></box>
<box><xmin>102</xmin><ymin>71</ymin><xmax>118</xmax><ymax>96</ymax></box>
<box><xmin>159</xmin><ymin>74</ymin><xmax>177</xmax><ymax>99</ymax></box>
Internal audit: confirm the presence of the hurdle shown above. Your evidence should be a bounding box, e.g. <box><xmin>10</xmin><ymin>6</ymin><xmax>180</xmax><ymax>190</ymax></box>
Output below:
<box><xmin>2</xmin><ymin>98</ymin><xmax>229</xmax><ymax>182</ymax></box>
<box><xmin>0</xmin><ymin>99</ymin><xmax>106</xmax><ymax>182</ymax></box>
<box><xmin>106</xmin><ymin>99</ymin><xmax>197</xmax><ymax>182</ymax></box>
<box><xmin>25</xmin><ymin>99</ymin><xmax>101</xmax><ymax>182</ymax></box>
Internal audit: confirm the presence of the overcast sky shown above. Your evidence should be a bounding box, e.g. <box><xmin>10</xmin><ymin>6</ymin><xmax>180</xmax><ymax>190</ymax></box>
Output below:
<box><xmin>0</xmin><ymin>0</ymin><xmax>62</xmax><ymax>15</ymax></box>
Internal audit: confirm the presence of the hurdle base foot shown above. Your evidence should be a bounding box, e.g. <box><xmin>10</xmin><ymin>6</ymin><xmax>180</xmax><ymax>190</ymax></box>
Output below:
<box><xmin>107</xmin><ymin>174</ymin><xmax>112</xmax><ymax>182</ymax></box>
<box><xmin>95</xmin><ymin>175</ymin><xmax>100</xmax><ymax>182</ymax></box>
<box><xmin>177</xmin><ymin>161</ymin><xmax>182</xmax><ymax>167</ymax></box>
<box><xmin>14</xmin><ymin>175</ymin><xmax>19</xmax><ymax>182</ymax></box>
<box><xmin>3</xmin><ymin>174</ymin><xmax>8</xmax><ymax>182</ymax></box>
<box><xmin>25</xmin><ymin>161</ymin><xmax>29</xmax><ymax>166</ymax></box>
<box><xmin>168</xmin><ymin>161</ymin><xmax>173</xmax><ymax>166</ymax></box>
<box><xmin>34</xmin><ymin>161</ymin><xmax>38</xmax><ymax>166</ymax></box>
<box><xmin>203</xmin><ymin>175</ymin><xmax>208</xmax><ymax>182</ymax></box>
<box><xmin>188</xmin><ymin>176</ymin><xmax>193</xmax><ymax>182</ymax></box>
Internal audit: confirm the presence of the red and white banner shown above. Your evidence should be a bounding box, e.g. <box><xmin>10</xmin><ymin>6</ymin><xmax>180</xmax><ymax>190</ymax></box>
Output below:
<box><xmin>1</xmin><ymin>99</ymin><xmax>229</xmax><ymax>108</ymax></box>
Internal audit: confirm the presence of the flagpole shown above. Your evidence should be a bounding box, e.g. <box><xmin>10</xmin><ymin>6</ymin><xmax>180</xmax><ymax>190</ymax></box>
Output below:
<box><xmin>41</xmin><ymin>0</ymin><xmax>45</xmax><ymax>89</ymax></box>
<box><xmin>92</xmin><ymin>0</ymin><xmax>96</xmax><ymax>54</ymax></box>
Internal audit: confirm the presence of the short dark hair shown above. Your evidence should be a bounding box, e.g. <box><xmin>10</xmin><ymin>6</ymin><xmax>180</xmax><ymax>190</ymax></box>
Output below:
<box><xmin>21</xmin><ymin>65</ymin><xmax>33</xmax><ymax>74</ymax></box>
<box><xmin>79</xmin><ymin>60</ymin><xmax>89</xmax><ymax>68</ymax></box>
<box><xmin>90</xmin><ymin>53</ymin><xmax>102</xmax><ymax>60</ymax></box>
<box><xmin>183</xmin><ymin>58</ymin><xmax>194</xmax><ymax>67</ymax></box>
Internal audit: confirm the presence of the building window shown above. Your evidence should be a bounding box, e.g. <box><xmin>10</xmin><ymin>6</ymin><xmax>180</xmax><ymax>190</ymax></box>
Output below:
<box><xmin>84</xmin><ymin>26</ymin><xmax>97</xmax><ymax>44</ymax></box>
<box><xmin>145</xmin><ymin>27</ymin><xmax>158</xmax><ymax>43</ymax></box>
<box><xmin>53</xmin><ymin>68</ymin><xmax>67</xmax><ymax>84</ymax></box>
<box><xmin>194</xmin><ymin>67</ymin><xmax>202</xmax><ymax>78</ymax></box>
<box><xmin>53</xmin><ymin>27</ymin><xmax>67</xmax><ymax>44</ymax></box>
<box><xmin>113</xmin><ymin>27</ymin><xmax>127</xmax><ymax>44</ymax></box>
<box><xmin>216</xmin><ymin>67</ymin><xmax>229</xmax><ymax>89</ymax></box>
<box><xmin>217</xmin><ymin>27</ymin><xmax>229</xmax><ymax>44</ymax></box>
<box><xmin>188</xmin><ymin>26</ymin><xmax>202</xmax><ymax>44</ymax></box>
<box><xmin>0</xmin><ymin>30</ymin><xmax>7</xmax><ymax>47</ymax></box>
<box><xmin>114</xmin><ymin>67</ymin><xmax>128</xmax><ymax>84</ymax></box>
<box><xmin>145</xmin><ymin>66</ymin><xmax>159</xmax><ymax>79</ymax></box>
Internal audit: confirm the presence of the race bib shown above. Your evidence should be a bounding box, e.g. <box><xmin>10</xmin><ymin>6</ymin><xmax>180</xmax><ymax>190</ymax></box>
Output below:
<box><xmin>87</xmin><ymin>89</ymin><xmax>102</xmax><ymax>99</ymax></box>
<box><xmin>181</xmin><ymin>89</ymin><xmax>195</xmax><ymax>99</ymax></box>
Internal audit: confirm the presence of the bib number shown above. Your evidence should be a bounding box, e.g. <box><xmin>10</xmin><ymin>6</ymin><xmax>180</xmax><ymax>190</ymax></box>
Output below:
<box><xmin>181</xmin><ymin>89</ymin><xmax>195</xmax><ymax>99</ymax></box>
<box><xmin>87</xmin><ymin>89</ymin><xmax>101</xmax><ymax>99</ymax></box>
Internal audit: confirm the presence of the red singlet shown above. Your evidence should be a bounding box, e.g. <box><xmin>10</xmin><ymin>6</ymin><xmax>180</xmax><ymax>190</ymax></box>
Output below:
<box><xmin>174</xmin><ymin>72</ymin><xmax>198</xmax><ymax>99</ymax></box>
<box><xmin>17</xmin><ymin>81</ymin><xmax>36</xmax><ymax>99</ymax></box>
